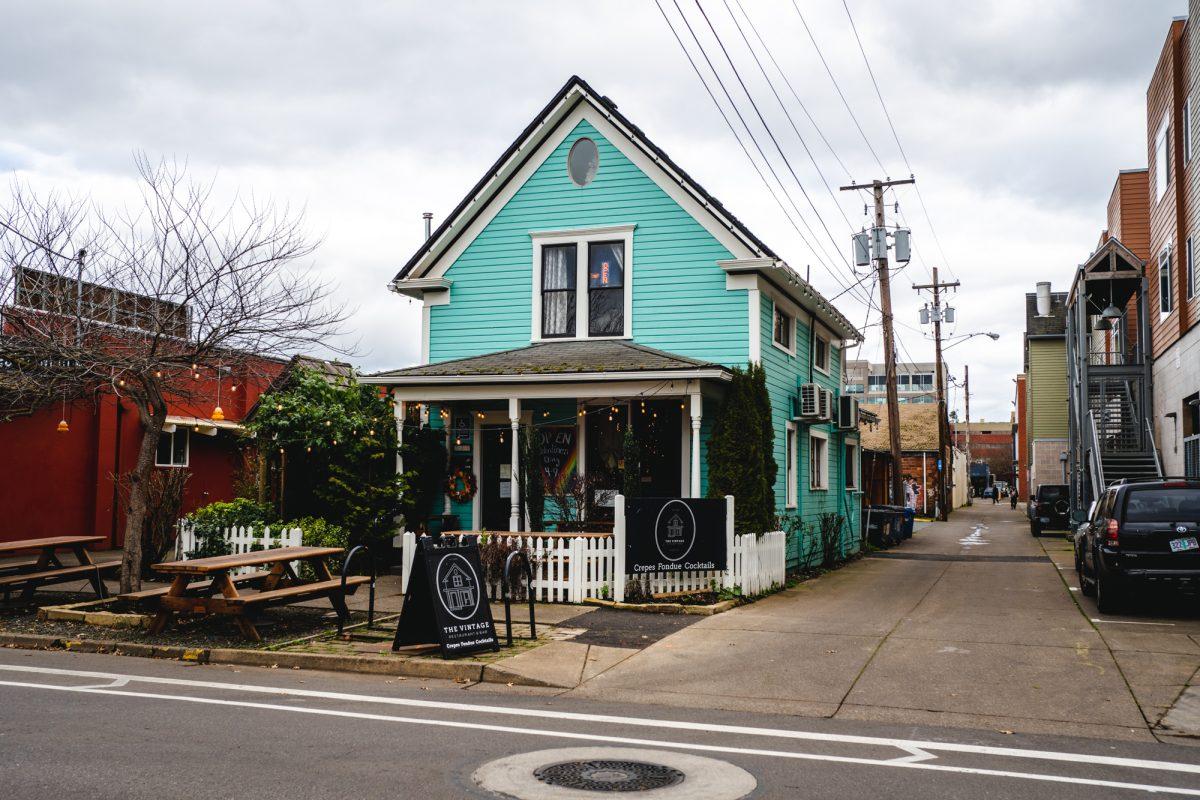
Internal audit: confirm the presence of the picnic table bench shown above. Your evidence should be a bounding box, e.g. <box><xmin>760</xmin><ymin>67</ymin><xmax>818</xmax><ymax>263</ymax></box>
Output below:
<box><xmin>124</xmin><ymin>545</ymin><xmax>370</xmax><ymax>642</ymax></box>
<box><xmin>0</xmin><ymin>536</ymin><xmax>117</xmax><ymax>603</ymax></box>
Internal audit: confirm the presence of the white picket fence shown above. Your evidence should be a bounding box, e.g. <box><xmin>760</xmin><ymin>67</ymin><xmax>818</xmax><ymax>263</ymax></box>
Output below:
<box><xmin>399</xmin><ymin>494</ymin><xmax>786</xmax><ymax>604</ymax></box>
<box><xmin>174</xmin><ymin>523</ymin><xmax>302</xmax><ymax>575</ymax></box>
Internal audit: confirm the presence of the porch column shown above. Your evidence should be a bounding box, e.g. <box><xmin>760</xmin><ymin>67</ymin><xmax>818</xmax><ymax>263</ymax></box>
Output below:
<box><xmin>509</xmin><ymin>397</ymin><xmax>521</xmax><ymax>532</ymax></box>
<box><xmin>443</xmin><ymin>405</ymin><xmax>452</xmax><ymax>515</ymax></box>
<box><xmin>690</xmin><ymin>393</ymin><xmax>702</xmax><ymax>497</ymax></box>
<box><xmin>394</xmin><ymin>396</ymin><xmax>406</xmax><ymax>477</ymax></box>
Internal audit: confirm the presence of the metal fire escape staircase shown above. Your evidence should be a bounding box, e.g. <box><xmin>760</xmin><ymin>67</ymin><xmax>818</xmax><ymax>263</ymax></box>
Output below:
<box><xmin>1066</xmin><ymin>238</ymin><xmax>1161</xmax><ymax>522</ymax></box>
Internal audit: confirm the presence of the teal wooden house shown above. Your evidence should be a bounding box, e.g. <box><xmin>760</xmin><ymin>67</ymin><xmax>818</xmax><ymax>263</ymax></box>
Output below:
<box><xmin>371</xmin><ymin>77</ymin><xmax>864</xmax><ymax>565</ymax></box>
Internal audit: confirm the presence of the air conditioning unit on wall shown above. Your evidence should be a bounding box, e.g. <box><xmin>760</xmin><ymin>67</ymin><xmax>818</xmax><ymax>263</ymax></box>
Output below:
<box><xmin>837</xmin><ymin>395</ymin><xmax>859</xmax><ymax>430</ymax></box>
<box><xmin>817</xmin><ymin>388</ymin><xmax>834</xmax><ymax>421</ymax></box>
<box><xmin>796</xmin><ymin>383</ymin><xmax>821</xmax><ymax>419</ymax></box>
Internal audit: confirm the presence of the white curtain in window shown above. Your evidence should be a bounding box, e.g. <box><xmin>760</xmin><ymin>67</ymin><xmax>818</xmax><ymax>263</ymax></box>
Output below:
<box><xmin>543</xmin><ymin>246</ymin><xmax>575</xmax><ymax>336</ymax></box>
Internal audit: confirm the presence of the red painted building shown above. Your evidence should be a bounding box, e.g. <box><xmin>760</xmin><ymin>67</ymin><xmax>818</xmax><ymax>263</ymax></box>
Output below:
<box><xmin>952</xmin><ymin>420</ymin><xmax>1016</xmax><ymax>487</ymax></box>
<box><xmin>0</xmin><ymin>361</ymin><xmax>282</xmax><ymax>548</ymax></box>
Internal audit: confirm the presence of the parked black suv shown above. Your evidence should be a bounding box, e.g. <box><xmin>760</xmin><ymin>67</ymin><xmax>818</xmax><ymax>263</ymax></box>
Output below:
<box><xmin>1074</xmin><ymin>478</ymin><xmax>1200</xmax><ymax>613</ymax></box>
<box><xmin>1029</xmin><ymin>483</ymin><xmax>1070</xmax><ymax>536</ymax></box>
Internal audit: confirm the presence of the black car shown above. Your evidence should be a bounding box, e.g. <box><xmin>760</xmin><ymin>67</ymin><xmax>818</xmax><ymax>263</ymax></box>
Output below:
<box><xmin>1074</xmin><ymin>478</ymin><xmax>1200</xmax><ymax>613</ymax></box>
<box><xmin>1029</xmin><ymin>483</ymin><xmax>1070</xmax><ymax>536</ymax></box>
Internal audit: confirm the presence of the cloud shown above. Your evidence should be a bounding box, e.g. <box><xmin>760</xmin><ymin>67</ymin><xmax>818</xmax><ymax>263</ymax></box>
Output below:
<box><xmin>0</xmin><ymin>0</ymin><xmax>1187</xmax><ymax>420</ymax></box>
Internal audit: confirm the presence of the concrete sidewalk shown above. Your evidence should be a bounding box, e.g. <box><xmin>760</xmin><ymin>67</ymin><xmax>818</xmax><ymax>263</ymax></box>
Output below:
<box><xmin>570</xmin><ymin>503</ymin><xmax>1178</xmax><ymax>742</ymax></box>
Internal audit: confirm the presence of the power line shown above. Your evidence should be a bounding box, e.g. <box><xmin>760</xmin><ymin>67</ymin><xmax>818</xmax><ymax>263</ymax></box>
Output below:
<box><xmin>655</xmin><ymin>0</ymin><xmax>871</xmax><ymax>308</ymax></box>
<box><xmin>841</xmin><ymin>0</ymin><xmax>956</xmax><ymax>280</ymax></box>
<box><xmin>690</xmin><ymin>0</ymin><xmax>857</xmax><ymax>279</ymax></box>
<box><xmin>725</xmin><ymin>0</ymin><xmax>856</xmax><ymax>230</ymax></box>
<box><xmin>790</xmin><ymin>0</ymin><xmax>888</xmax><ymax>176</ymax></box>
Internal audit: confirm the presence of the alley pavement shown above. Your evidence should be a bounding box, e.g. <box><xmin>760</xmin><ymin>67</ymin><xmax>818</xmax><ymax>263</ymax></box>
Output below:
<box><xmin>571</xmin><ymin>502</ymin><xmax>1200</xmax><ymax>743</ymax></box>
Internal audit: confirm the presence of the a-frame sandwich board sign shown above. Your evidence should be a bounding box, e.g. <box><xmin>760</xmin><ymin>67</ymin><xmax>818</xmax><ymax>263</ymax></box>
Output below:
<box><xmin>392</xmin><ymin>535</ymin><xmax>499</xmax><ymax>658</ymax></box>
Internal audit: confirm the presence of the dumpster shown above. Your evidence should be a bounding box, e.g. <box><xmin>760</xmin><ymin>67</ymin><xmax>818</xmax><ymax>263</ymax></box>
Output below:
<box><xmin>901</xmin><ymin>507</ymin><xmax>916</xmax><ymax>539</ymax></box>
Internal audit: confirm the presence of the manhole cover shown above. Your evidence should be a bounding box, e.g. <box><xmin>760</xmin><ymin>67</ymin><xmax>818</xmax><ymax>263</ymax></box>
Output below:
<box><xmin>474</xmin><ymin>747</ymin><xmax>756</xmax><ymax>799</ymax></box>
<box><xmin>534</xmin><ymin>759</ymin><xmax>685</xmax><ymax>792</ymax></box>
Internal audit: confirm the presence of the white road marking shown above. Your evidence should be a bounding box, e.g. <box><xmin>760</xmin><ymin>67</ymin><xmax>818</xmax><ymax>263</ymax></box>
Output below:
<box><xmin>0</xmin><ymin>677</ymin><xmax>1196</xmax><ymax>796</ymax></box>
<box><xmin>1090</xmin><ymin>619</ymin><xmax>1177</xmax><ymax>626</ymax></box>
<box><xmin>0</xmin><ymin>663</ymin><xmax>1197</xmax><ymax>782</ymax></box>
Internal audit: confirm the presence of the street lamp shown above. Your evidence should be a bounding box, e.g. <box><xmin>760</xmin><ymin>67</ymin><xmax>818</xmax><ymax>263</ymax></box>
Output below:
<box><xmin>943</xmin><ymin>331</ymin><xmax>1000</xmax><ymax>351</ymax></box>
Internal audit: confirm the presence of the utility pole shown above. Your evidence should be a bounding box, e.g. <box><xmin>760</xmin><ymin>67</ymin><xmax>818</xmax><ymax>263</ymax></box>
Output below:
<box><xmin>964</xmin><ymin>364</ymin><xmax>972</xmax><ymax>489</ymax></box>
<box><xmin>842</xmin><ymin>177</ymin><xmax>913</xmax><ymax>506</ymax></box>
<box><xmin>914</xmin><ymin>267</ymin><xmax>960</xmax><ymax>521</ymax></box>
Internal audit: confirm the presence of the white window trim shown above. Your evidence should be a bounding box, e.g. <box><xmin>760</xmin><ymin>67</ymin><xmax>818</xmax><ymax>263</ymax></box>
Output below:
<box><xmin>155</xmin><ymin>429</ymin><xmax>189</xmax><ymax>468</ymax></box>
<box><xmin>771</xmin><ymin>301</ymin><xmax>795</xmax><ymax>356</ymax></box>
<box><xmin>1156</xmin><ymin>116</ymin><xmax>1170</xmax><ymax>203</ymax></box>
<box><xmin>530</xmin><ymin>224</ymin><xmax>635</xmax><ymax>342</ymax></box>
<box><xmin>1185</xmin><ymin>99</ymin><xmax>1193</xmax><ymax>166</ymax></box>
<box><xmin>785</xmin><ymin>421</ymin><xmax>797</xmax><ymax>508</ymax></box>
<box><xmin>809</xmin><ymin>428</ymin><xmax>829</xmax><ymax>491</ymax></box>
<box><xmin>1160</xmin><ymin>247</ymin><xmax>1174</xmax><ymax>317</ymax></box>
<box><xmin>844</xmin><ymin>439</ymin><xmax>859</xmax><ymax>491</ymax></box>
<box><xmin>812</xmin><ymin>328</ymin><xmax>832</xmax><ymax>376</ymax></box>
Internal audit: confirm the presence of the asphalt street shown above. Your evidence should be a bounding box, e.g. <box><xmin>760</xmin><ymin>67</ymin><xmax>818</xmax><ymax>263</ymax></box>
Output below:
<box><xmin>1</xmin><ymin>648</ymin><xmax>1199</xmax><ymax>799</ymax></box>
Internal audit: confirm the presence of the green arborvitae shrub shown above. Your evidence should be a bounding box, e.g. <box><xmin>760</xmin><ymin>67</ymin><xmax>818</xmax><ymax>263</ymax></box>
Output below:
<box><xmin>621</xmin><ymin>424</ymin><xmax>642</xmax><ymax>500</ymax></box>
<box><xmin>706</xmin><ymin>363</ymin><xmax>778</xmax><ymax>535</ymax></box>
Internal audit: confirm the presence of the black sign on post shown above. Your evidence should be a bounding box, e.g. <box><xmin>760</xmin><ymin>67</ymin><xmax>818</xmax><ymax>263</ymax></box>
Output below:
<box><xmin>393</xmin><ymin>536</ymin><xmax>499</xmax><ymax>658</ymax></box>
<box><xmin>625</xmin><ymin>497</ymin><xmax>728</xmax><ymax>574</ymax></box>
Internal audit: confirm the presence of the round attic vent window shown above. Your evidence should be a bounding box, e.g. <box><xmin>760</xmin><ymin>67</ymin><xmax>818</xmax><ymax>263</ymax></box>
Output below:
<box><xmin>568</xmin><ymin>137</ymin><xmax>599</xmax><ymax>187</ymax></box>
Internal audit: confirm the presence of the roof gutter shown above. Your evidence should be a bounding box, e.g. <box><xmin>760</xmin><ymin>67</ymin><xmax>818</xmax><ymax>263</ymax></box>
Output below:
<box><xmin>719</xmin><ymin>259</ymin><xmax>862</xmax><ymax>343</ymax></box>
<box><xmin>362</xmin><ymin>367</ymin><xmax>732</xmax><ymax>386</ymax></box>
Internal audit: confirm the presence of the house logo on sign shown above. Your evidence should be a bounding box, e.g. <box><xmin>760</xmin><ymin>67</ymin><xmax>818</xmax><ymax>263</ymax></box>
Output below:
<box><xmin>436</xmin><ymin>554</ymin><xmax>480</xmax><ymax>620</ymax></box>
<box><xmin>654</xmin><ymin>500</ymin><xmax>696</xmax><ymax>562</ymax></box>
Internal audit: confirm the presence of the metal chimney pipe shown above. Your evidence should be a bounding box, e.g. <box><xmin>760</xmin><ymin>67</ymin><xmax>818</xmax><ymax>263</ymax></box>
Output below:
<box><xmin>1035</xmin><ymin>282</ymin><xmax>1051</xmax><ymax>317</ymax></box>
<box><xmin>422</xmin><ymin>212</ymin><xmax>433</xmax><ymax>240</ymax></box>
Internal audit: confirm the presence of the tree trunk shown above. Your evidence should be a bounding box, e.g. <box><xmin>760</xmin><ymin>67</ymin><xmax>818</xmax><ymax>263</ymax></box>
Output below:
<box><xmin>120</xmin><ymin>402</ymin><xmax>166</xmax><ymax>593</ymax></box>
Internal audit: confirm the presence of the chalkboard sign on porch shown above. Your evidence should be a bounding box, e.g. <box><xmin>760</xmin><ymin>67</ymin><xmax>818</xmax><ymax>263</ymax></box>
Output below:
<box><xmin>392</xmin><ymin>536</ymin><xmax>499</xmax><ymax>658</ymax></box>
<box><xmin>626</xmin><ymin>497</ymin><xmax>727</xmax><ymax>574</ymax></box>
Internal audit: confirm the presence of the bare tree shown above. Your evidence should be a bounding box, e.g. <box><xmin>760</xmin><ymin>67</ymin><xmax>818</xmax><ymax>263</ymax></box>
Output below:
<box><xmin>0</xmin><ymin>155</ymin><xmax>346</xmax><ymax>591</ymax></box>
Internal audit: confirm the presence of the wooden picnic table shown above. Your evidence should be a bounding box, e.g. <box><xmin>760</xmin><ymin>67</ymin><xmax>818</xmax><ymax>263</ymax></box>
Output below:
<box><xmin>0</xmin><ymin>536</ymin><xmax>117</xmax><ymax>603</ymax></box>
<box><xmin>127</xmin><ymin>545</ymin><xmax>370</xmax><ymax>642</ymax></box>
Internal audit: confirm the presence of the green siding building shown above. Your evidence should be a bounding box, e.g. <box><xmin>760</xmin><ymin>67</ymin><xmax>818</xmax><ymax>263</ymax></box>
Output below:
<box><xmin>371</xmin><ymin>77</ymin><xmax>864</xmax><ymax>567</ymax></box>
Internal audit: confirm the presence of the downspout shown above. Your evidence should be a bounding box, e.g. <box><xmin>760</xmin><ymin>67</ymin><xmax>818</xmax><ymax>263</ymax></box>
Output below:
<box><xmin>109</xmin><ymin>398</ymin><xmax>122</xmax><ymax>548</ymax></box>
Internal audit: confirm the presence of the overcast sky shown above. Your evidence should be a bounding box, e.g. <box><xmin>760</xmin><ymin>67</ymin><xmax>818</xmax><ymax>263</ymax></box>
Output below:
<box><xmin>1</xmin><ymin>0</ymin><xmax>1186</xmax><ymax>420</ymax></box>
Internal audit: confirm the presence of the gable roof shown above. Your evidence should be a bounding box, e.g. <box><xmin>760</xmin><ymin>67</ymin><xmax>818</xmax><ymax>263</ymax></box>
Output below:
<box><xmin>393</xmin><ymin>75</ymin><xmax>776</xmax><ymax>284</ymax></box>
<box><xmin>365</xmin><ymin>340</ymin><xmax>731</xmax><ymax>385</ymax></box>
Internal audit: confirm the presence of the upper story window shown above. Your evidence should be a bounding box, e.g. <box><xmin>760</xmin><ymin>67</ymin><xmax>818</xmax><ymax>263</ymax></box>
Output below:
<box><xmin>568</xmin><ymin>137</ymin><xmax>599</xmax><ymax>187</ymax></box>
<box><xmin>587</xmin><ymin>241</ymin><xmax>624</xmax><ymax>336</ymax></box>
<box><xmin>531</xmin><ymin>225</ymin><xmax>634</xmax><ymax>341</ymax></box>
<box><xmin>1160</xmin><ymin>248</ymin><xmax>1174</xmax><ymax>315</ymax></box>
<box><xmin>867</xmin><ymin>375</ymin><xmax>887</xmax><ymax>389</ymax></box>
<box><xmin>812</xmin><ymin>331</ymin><xmax>831</xmax><ymax>374</ymax></box>
<box><xmin>156</xmin><ymin>429</ymin><xmax>189</xmax><ymax>468</ymax></box>
<box><xmin>1156</xmin><ymin>116</ymin><xmax>1171</xmax><ymax>202</ymax></box>
<box><xmin>772</xmin><ymin>303</ymin><xmax>793</xmax><ymax>352</ymax></box>
<box><xmin>541</xmin><ymin>244</ymin><xmax>577</xmax><ymax>338</ymax></box>
<box><xmin>1185</xmin><ymin>100</ymin><xmax>1193</xmax><ymax>166</ymax></box>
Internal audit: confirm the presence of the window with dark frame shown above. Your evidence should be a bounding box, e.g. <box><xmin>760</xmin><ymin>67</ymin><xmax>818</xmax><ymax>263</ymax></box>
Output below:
<box><xmin>773</xmin><ymin>304</ymin><xmax>792</xmax><ymax>350</ymax></box>
<box><xmin>155</xmin><ymin>429</ymin><xmax>189</xmax><ymax>467</ymax></box>
<box><xmin>845</xmin><ymin>443</ymin><xmax>858</xmax><ymax>489</ymax></box>
<box><xmin>1160</xmin><ymin>249</ymin><xmax>1174</xmax><ymax>314</ymax></box>
<box><xmin>541</xmin><ymin>244</ymin><xmax>577</xmax><ymax>338</ymax></box>
<box><xmin>813</xmin><ymin>335</ymin><xmax>830</xmax><ymax>372</ymax></box>
<box><xmin>587</xmin><ymin>240</ymin><xmax>624</xmax><ymax>337</ymax></box>
<box><xmin>810</xmin><ymin>434</ymin><xmax>827</xmax><ymax>490</ymax></box>
<box><xmin>1188</xmin><ymin>237</ymin><xmax>1196</xmax><ymax>301</ymax></box>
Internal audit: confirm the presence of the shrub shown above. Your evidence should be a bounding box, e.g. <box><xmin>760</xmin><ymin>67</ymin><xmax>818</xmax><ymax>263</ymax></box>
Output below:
<box><xmin>707</xmin><ymin>363</ymin><xmax>777</xmax><ymax>535</ymax></box>
<box><xmin>183</xmin><ymin>498</ymin><xmax>276</xmax><ymax>558</ymax></box>
<box><xmin>286</xmin><ymin>516</ymin><xmax>351</xmax><ymax>579</ymax></box>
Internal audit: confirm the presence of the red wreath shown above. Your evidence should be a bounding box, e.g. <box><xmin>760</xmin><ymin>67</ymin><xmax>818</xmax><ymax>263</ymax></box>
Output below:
<box><xmin>446</xmin><ymin>468</ymin><xmax>477</xmax><ymax>503</ymax></box>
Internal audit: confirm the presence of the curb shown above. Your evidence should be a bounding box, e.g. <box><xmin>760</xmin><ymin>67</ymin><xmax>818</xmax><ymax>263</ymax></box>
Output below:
<box><xmin>0</xmin><ymin>632</ymin><xmax>544</xmax><ymax>687</ymax></box>
<box><xmin>582</xmin><ymin>597</ymin><xmax>741</xmax><ymax>616</ymax></box>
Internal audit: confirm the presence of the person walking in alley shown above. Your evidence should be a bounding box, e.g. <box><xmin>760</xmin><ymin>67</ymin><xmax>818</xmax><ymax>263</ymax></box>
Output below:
<box><xmin>904</xmin><ymin>476</ymin><xmax>917</xmax><ymax>511</ymax></box>
<box><xmin>1010</xmin><ymin>489</ymin><xmax>1019</xmax><ymax>510</ymax></box>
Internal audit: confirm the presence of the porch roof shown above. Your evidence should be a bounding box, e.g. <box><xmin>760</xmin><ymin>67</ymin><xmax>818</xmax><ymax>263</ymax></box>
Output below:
<box><xmin>365</xmin><ymin>340</ymin><xmax>732</xmax><ymax>386</ymax></box>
